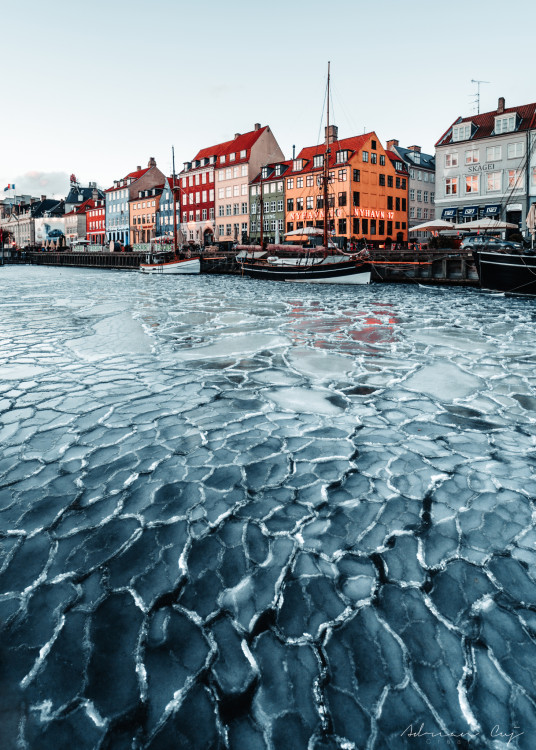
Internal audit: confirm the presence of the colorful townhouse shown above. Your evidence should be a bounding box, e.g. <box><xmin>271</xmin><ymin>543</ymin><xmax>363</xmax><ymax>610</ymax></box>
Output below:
<box><xmin>87</xmin><ymin>198</ymin><xmax>106</xmax><ymax>246</ymax></box>
<box><xmin>63</xmin><ymin>198</ymin><xmax>95</xmax><ymax>246</ymax></box>
<box><xmin>285</xmin><ymin>126</ymin><xmax>408</xmax><ymax>246</ymax></box>
<box><xmin>156</xmin><ymin>176</ymin><xmax>180</xmax><ymax>243</ymax></box>
<box><xmin>105</xmin><ymin>158</ymin><xmax>165</xmax><ymax>246</ymax></box>
<box><xmin>249</xmin><ymin>161</ymin><xmax>292</xmax><ymax>244</ymax></box>
<box><xmin>180</xmin><ymin>123</ymin><xmax>284</xmax><ymax>247</ymax></box>
<box><xmin>130</xmin><ymin>185</ymin><xmax>164</xmax><ymax>245</ymax></box>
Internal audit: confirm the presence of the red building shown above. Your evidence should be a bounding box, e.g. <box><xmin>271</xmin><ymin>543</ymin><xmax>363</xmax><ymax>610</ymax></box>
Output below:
<box><xmin>179</xmin><ymin>149</ymin><xmax>218</xmax><ymax>246</ymax></box>
<box><xmin>87</xmin><ymin>199</ymin><xmax>106</xmax><ymax>246</ymax></box>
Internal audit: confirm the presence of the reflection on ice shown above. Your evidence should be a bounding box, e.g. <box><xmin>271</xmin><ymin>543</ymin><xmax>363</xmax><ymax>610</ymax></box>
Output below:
<box><xmin>1</xmin><ymin>267</ymin><xmax>536</xmax><ymax>749</ymax></box>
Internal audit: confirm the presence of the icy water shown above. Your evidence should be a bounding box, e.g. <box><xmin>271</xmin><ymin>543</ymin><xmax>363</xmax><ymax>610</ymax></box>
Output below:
<box><xmin>1</xmin><ymin>266</ymin><xmax>536</xmax><ymax>750</ymax></box>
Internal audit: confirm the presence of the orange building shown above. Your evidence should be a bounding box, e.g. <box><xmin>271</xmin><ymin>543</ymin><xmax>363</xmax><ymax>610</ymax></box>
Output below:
<box><xmin>130</xmin><ymin>185</ymin><xmax>164</xmax><ymax>245</ymax></box>
<box><xmin>285</xmin><ymin>127</ymin><xmax>408</xmax><ymax>245</ymax></box>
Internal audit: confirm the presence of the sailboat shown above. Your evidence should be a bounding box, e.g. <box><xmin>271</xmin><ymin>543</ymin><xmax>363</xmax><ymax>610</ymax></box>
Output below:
<box><xmin>140</xmin><ymin>147</ymin><xmax>200</xmax><ymax>275</ymax></box>
<box><xmin>237</xmin><ymin>63</ymin><xmax>371</xmax><ymax>284</ymax></box>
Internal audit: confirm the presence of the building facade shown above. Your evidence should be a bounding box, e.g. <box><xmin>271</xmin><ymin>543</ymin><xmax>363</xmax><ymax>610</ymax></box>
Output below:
<box><xmin>249</xmin><ymin>161</ymin><xmax>291</xmax><ymax>244</ymax></box>
<box><xmin>0</xmin><ymin>197</ymin><xmax>64</xmax><ymax>248</ymax></box>
<box><xmin>156</xmin><ymin>177</ymin><xmax>181</xmax><ymax>243</ymax></box>
<box><xmin>64</xmin><ymin>198</ymin><xmax>94</xmax><ymax>246</ymax></box>
<box><xmin>105</xmin><ymin>158</ymin><xmax>165</xmax><ymax>246</ymax></box>
<box><xmin>87</xmin><ymin>199</ymin><xmax>106</xmax><ymax>246</ymax></box>
<box><xmin>435</xmin><ymin>97</ymin><xmax>536</xmax><ymax>235</ymax></box>
<box><xmin>387</xmin><ymin>141</ymin><xmax>435</xmax><ymax>239</ymax></box>
<box><xmin>284</xmin><ymin>128</ymin><xmax>408</xmax><ymax>247</ymax></box>
<box><xmin>130</xmin><ymin>186</ymin><xmax>164</xmax><ymax>245</ymax></box>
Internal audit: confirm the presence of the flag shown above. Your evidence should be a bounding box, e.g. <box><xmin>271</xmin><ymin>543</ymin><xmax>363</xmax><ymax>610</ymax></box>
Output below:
<box><xmin>4</xmin><ymin>184</ymin><xmax>15</xmax><ymax>191</ymax></box>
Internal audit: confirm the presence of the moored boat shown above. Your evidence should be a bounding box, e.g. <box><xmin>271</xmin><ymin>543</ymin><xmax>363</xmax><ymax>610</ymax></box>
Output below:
<box><xmin>238</xmin><ymin>245</ymin><xmax>371</xmax><ymax>283</ymax></box>
<box><xmin>139</xmin><ymin>249</ymin><xmax>200</xmax><ymax>274</ymax></box>
<box><xmin>472</xmin><ymin>249</ymin><xmax>536</xmax><ymax>295</ymax></box>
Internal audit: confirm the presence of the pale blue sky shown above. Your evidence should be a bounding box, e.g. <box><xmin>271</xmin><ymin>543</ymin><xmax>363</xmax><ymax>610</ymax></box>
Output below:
<box><xmin>1</xmin><ymin>0</ymin><xmax>534</xmax><ymax>197</ymax></box>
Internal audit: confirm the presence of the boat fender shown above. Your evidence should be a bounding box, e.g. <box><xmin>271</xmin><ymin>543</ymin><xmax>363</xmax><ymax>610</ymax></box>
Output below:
<box><xmin>267</xmin><ymin>256</ymin><xmax>279</xmax><ymax>263</ymax></box>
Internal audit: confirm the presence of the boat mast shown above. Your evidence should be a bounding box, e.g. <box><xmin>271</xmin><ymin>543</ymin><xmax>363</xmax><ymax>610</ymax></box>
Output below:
<box><xmin>172</xmin><ymin>145</ymin><xmax>178</xmax><ymax>254</ymax></box>
<box><xmin>323</xmin><ymin>61</ymin><xmax>330</xmax><ymax>250</ymax></box>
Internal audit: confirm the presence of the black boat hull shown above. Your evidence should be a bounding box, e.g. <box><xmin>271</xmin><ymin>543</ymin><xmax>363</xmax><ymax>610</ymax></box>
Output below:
<box><xmin>473</xmin><ymin>250</ymin><xmax>536</xmax><ymax>295</ymax></box>
<box><xmin>240</xmin><ymin>258</ymin><xmax>372</xmax><ymax>284</ymax></box>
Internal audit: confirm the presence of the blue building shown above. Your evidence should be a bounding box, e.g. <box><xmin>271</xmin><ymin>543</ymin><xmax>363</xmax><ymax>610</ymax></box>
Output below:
<box><xmin>156</xmin><ymin>176</ymin><xmax>180</xmax><ymax>242</ymax></box>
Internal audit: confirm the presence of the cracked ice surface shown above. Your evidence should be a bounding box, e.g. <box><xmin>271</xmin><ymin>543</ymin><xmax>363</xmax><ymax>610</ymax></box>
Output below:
<box><xmin>1</xmin><ymin>266</ymin><xmax>536</xmax><ymax>749</ymax></box>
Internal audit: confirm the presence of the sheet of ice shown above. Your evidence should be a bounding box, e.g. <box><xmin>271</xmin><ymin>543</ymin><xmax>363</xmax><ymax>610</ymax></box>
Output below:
<box><xmin>66</xmin><ymin>313</ymin><xmax>152</xmax><ymax>360</ymax></box>
<box><xmin>403</xmin><ymin>361</ymin><xmax>482</xmax><ymax>401</ymax></box>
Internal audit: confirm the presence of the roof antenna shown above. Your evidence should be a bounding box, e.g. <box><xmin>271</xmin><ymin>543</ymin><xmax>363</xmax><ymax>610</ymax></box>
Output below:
<box><xmin>470</xmin><ymin>79</ymin><xmax>490</xmax><ymax>114</ymax></box>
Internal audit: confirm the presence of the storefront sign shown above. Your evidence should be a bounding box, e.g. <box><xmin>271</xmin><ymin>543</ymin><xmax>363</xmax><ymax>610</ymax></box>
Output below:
<box><xmin>467</xmin><ymin>164</ymin><xmax>495</xmax><ymax>173</ymax></box>
<box><xmin>506</xmin><ymin>204</ymin><xmax>523</xmax><ymax>211</ymax></box>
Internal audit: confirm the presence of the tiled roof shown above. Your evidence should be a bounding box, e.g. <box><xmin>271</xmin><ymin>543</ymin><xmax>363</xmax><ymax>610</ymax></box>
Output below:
<box><xmin>284</xmin><ymin>133</ymin><xmax>373</xmax><ymax>175</ymax></box>
<box><xmin>30</xmin><ymin>199</ymin><xmax>64</xmax><ymax>217</ymax></box>
<box><xmin>250</xmin><ymin>160</ymin><xmax>293</xmax><ymax>184</ymax></box>
<box><xmin>386</xmin><ymin>151</ymin><xmax>410</xmax><ymax>175</ymax></box>
<box><xmin>436</xmin><ymin>102</ymin><xmax>536</xmax><ymax>146</ymax></box>
<box><xmin>186</xmin><ymin>126</ymin><xmax>268</xmax><ymax>168</ymax></box>
<box><xmin>394</xmin><ymin>146</ymin><xmax>435</xmax><ymax>170</ymax></box>
<box><xmin>105</xmin><ymin>167</ymin><xmax>151</xmax><ymax>193</ymax></box>
<box><xmin>64</xmin><ymin>198</ymin><xmax>95</xmax><ymax>216</ymax></box>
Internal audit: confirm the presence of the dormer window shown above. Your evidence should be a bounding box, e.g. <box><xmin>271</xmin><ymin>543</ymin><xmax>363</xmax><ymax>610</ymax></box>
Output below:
<box><xmin>293</xmin><ymin>158</ymin><xmax>303</xmax><ymax>171</ymax></box>
<box><xmin>452</xmin><ymin>123</ymin><xmax>473</xmax><ymax>142</ymax></box>
<box><xmin>412</xmin><ymin>152</ymin><xmax>421</xmax><ymax>164</ymax></box>
<box><xmin>261</xmin><ymin>166</ymin><xmax>269</xmax><ymax>179</ymax></box>
<box><xmin>336</xmin><ymin>150</ymin><xmax>348</xmax><ymax>164</ymax></box>
<box><xmin>275</xmin><ymin>165</ymin><xmax>283</xmax><ymax>176</ymax></box>
<box><xmin>229</xmin><ymin>153</ymin><xmax>235</xmax><ymax>161</ymax></box>
<box><xmin>240</xmin><ymin>150</ymin><xmax>247</xmax><ymax>158</ymax></box>
<box><xmin>210</xmin><ymin>156</ymin><xmax>216</xmax><ymax>164</ymax></box>
<box><xmin>313</xmin><ymin>154</ymin><xmax>324</xmax><ymax>168</ymax></box>
<box><xmin>494</xmin><ymin>114</ymin><xmax>517</xmax><ymax>134</ymax></box>
<box><xmin>220</xmin><ymin>155</ymin><xmax>226</xmax><ymax>164</ymax></box>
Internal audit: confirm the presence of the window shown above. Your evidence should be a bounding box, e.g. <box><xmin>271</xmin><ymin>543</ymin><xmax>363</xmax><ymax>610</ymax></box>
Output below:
<box><xmin>225</xmin><ymin>187</ymin><xmax>232</xmax><ymax>198</ymax></box>
<box><xmin>465</xmin><ymin>175</ymin><xmax>479</xmax><ymax>193</ymax></box>
<box><xmin>410</xmin><ymin>169</ymin><xmax>415</xmax><ymax>179</ymax></box>
<box><xmin>416</xmin><ymin>208</ymin><xmax>422</xmax><ymax>219</ymax></box>
<box><xmin>396</xmin><ymin>177</ymin><xmax>401</xmax><ymax>189</ymax></box>
<box><xmin>189</xmin><ymin>211</ymin><xmax>194</xmax><ymax>221</ymax></box>
<box><xmin>287</xmin><ymin>198</ymin><xmax>294</xmax><ymax>211</ymax></box>
<box><xmin>379</xmin><ymin>174</ymin><xmax>385</xmax><ymax>186</ymax></box>
<box><xmin>507</xmin><ymin>142</ymin><xmax>524</xmax><ymax>158</ymax></box>
<box><xmin>402</xmin><ymin>198</ymin><xmax>406</xmax><ymax>211</ymax></box>
<box><xmin>209</xmin><ymin>190</ymin><xmax>214</xmax><ymax>201</ymax></box>
<box><xmin>303</xmin><ymin>196</ymin><xmax>312</xmax><ymax>209</ymax></box>
<box><xmin>296</xmin><ymin>197</ymin><xmax>303</xmax><ymax>210</ymax></box>
<box><xmin>424</xmin><ymin>191</ymin><xmax>428</xmax><ymax>203</ymax></box>
<box><xmin>445</xmin><ymin>153</ymin><xmax>458</xmax><ymax>168</ymax></box>
<box><xmin>277</xmin><ymin>200</ymin><xmax>283</xmax><ymax>212</ymax></box>
<box><xmin>387</xmin><ymin>196</ymin><xmax>393</xmax><ymax>210</ymax></box>
<box><xmin>431</xmin><ymin>192</ymin><xmax>435</xmax><ymax>203</ymax></box>
<box><xmin>338</xmin><ymin>192</ymin><xmax>347</xmax><ymax>206</ymax></box>
<box><xmin>336</xmin><ymin>150</ymin><xmax>348</xmax><ymax>163</ymax></box>
<box><xmin>532</xmin><ymin>167</ymin><xmax>536</xmax><ymax>186</ymax></box>
<box><xmin>338</xmin><ymin>218</ymin><xmax>347</xmax><ymax>234</ymax></box>
<box><xmin>409</xmin><ymin>189</ymin><xmax>415</xmax><ymax>200</ymax></box>
<box><xmin>445</xmin><ymin>177</ymin><xmax>458</xmax><ymax>195</ymax></box>
<box><xmin>417</xmin><ymin>190</ymin><xmax>422</xmax><ymax>201</ymax></box>
<box><xmin>241</xmin><ymin>202</ymin><xmax>248</xmax><ymax>214</ymax></box>
<box><xmin>396</xmin><ymin>197</ymin><xmax>400</xmax><ymax>211</ymax></box>
<box><xmin>380</xmin><ymin>155</ymin><xmax>385</xmax><ymax>166</ymax></box>
<box><xmin>423</xmin><ymin>209</ymin><xmax>428</xmax><ymax>220</ymax></box>
<box><xmin>487</xmin><ymin>172</ymin><xmax>501</xmax><ymax>192</ymax></box>
<box><xmin>306</xmin><ymin>175</ymin><xmax>314</xmax><ymax>187</ymax></box>
<box><xmin>353</xmin><ymin>218</ymin><xmax>359</xmax><ymax>234</ymax></box>
<box><xmin>202</xmin><ymin>209</ymin><xmax>207</xmax><ymax>220</ymax></box>
<box><xmin>233</xmin><ymin>167</ymin><xmax>239</xmax><ymax>178</ymax></box>
<box><xmin>486</xmin><ymin>145</ymin><xmax>502</xmax><ymax>161</ymax></box>
<box><xmin>233</xmin><ymin>203</ymin><xmax>239</xmax><ymax>215</ymax></box>
<box><xmin>209</xmin><ymin>207</ymin><xmax>214</xmax><ymax>219</ymax></box>
<box><xmin>270</xmin><ymin>201</ymin><xmax>276</xmax><ymax>212</ymax></box>
<box><xmin>229</xmin><ymin>152</ymin><xmax>235</xmax><ymax>162</ymax></box>
<box><xmin>226</xmin><ymin>224</ymin><xmax>232</xmax><ymax>236</ymax></box>
<box><xmin>316</xmin><ymin>196</ymin><xmax>324</xmax><ymax>209</ymax></box>
<box><xmin>195</xmin><ymin>210</ymin><xmax>200</xmax><ymax>221</ymax></box>
<box><xmin>362</xmin><ymin>151</ymin><xmax>369</xmax><ymax>162</ymax></box>
<box><xmin>362</xmin><ymin>218</ymin><xmax>368</xmax><ymax>234</ymax></box>
<box><xmin>465</xmin><ymin>149</ymin><xmax>479</xmax><ymax>164</ymax></box>
<box><xmin>495</xmin><ymin>115</ymin><xmax>516</xmax><ymax>134</ymax></box>
<box><xmin>287</xmin><ymin>222</ymin><xmax>294</xmax><ymax>232</ymax></box>
<box><xmin>338</xmin><ymin>169</ymin><xmax>347</xmax><ymax>181</ymax></box>
<box><xmin>410</xmin><ymin>207</ymin><xmax>415</xmax><ymax>218</ymax></box>
<box><xmin>353</xmin><ymin>191</ymin><xmax>360</xmax><ymax>206</ymax></box>
<box><xmin>452</xmin><ymin>123</ymin><xmax>472</xmax><ymax>141</ymax></box>
<box><xmin>371</xmin><ymin>153</ymin><xmax>377</xmax><ymax>164</ymax></box>
<box><xmin>296</xmin><ymin>176</ymin><xmax>303</xmax><ymax>188</ymax></box>
<box><xmin>313</xmin><ymin>155</ymin><xmax>324</xmax><ymax>168</ymax></box>
<box><xmin>220</xmin><ymin>155</ymin><xmax>226</xmax><ymax>164</ymax></box>
<box><xmin>225</xmin><ymin>204</ymin><xmax>231</xmax><ymax>216</ymax></box>
<box><xmin>353</xmin><ymin>169</ymin><xmax>360</xmax><ymax>182</ymax></box>
<box><xmin>287</xmin><ymin>178</ymin><xmax>294</xmax><ymax>189</ymax></box>
<box><xmin>387</xmin><ymin>176</ymin><xmax>393</xmax><ymax>187</ymax></box>
<box><xmin>508</xmin><ymin>170</ymin><xmax>522</xmax><ymax>189</ymax></box>
<box><xmin>225</xmin><ymin>168</ymin><xmax>232</xmax><ymax>180</ymax></box>
<box><xmin>202</xmin><ymin>191</ymin><xmax>207</xmax><ymax>202</ymax></box>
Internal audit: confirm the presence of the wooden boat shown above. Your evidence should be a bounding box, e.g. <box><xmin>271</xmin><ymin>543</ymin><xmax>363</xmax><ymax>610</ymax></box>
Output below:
<box><xmin>473</xmin><ymin>248</ymin><xmax>536</xmax><ymax>295</ymax></box>
<box><xmin>139</xmin><ymin>249</ymin><xmax>200</xmax><ymax>274</ymax></box>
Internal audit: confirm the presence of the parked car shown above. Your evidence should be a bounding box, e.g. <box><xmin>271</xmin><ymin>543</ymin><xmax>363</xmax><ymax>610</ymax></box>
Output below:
<box><xmin>461</xmin><ymin>235</ymin><xmax>522</xmax><ymax>252</ymax></box>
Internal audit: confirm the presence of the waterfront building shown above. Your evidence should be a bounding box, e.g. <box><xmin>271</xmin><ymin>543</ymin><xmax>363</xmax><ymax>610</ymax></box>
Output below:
<box><xmin>130</xmin><ymin>185</ymin><xmax>164</xmax><ymax>245</ymax></box>
<box><xmin>249</xmin><ymin>161</ymin><xmax>292</xmax><ymax>244</ymax></box>
<box><xmin>64</xmin><ymin>175</ymin><xmax>104</xmax><ymax>213</ymax></box>
<box><xmin>387</xmin><ymin>141</ymin><xmax>435</xmax><ymax>240</ymax></box>
<box><xmin>0</xmin><ymin>196</ymin><xmax>63</xmax><ymax>248</ymax></box>
<box><xmin>285</xmin><ymin>127</ymin><xmax>408</xmax><ymax>247</ymax></box>
<box><xmin>180</xmin><ymin>124</ymin><xmax>284</xmax><ymax>247</ymax></box>
<box><xmin>87</xmin><ymin>198</ymin><xmax>106</xmax><ymax>246</ymax></box>
<box><xmin>105</xmin><ymin>158</ymin><xmax>165</xmax><ymax>246</ymax></box>
<box><xmin>435</xmin><ymin>97</ymin><xmax>536</xmax><ymax>236</ymax></box>
<box><xmin>64</xmin><ymin>198</ymin><xmax>95</xmax><ymax>246</ymax></box>
<box><xmin>155</xmin><ymin>176</ymin><xmax>181</xmax><ymax>243</ymax></box>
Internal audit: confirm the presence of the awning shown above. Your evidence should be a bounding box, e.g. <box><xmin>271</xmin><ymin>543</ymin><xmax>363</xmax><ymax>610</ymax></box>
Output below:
<box><xmin>483</xmin><ymin>204</ymin><xmax>501</xmax><ymax>217</ymax></box>
<box><xmin>441</xmin><ymin>208</ymin><xmax>457</xmax><ymax>219</ymax></box>
<box><xmin>461</xmin><ymin>206</ymin><xmax>479</xmax><ymax>219</ymax></box>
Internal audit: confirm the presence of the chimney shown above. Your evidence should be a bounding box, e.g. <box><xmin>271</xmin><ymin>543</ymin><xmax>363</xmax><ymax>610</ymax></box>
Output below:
<box><xmin>497</xmin><ymin>97</ymin><xmax>505</xmax><ymax>114</ymax></box>
<box><xmin>386</xmin><ymin>139</ymin><xmax>399</xmax><ymax>151</ymax></box>
<box><xmin>92</xmin><ymin>188</ymin><xmax>99</xmax><ymax>201</ymax></box>
<box><xmin>136</xmin><ymin>165</ymin><xmax>141</xmax><ymax>171</ymax></box>
<box><xmin>148</xmin><ymin>157</ymin><xmax>156</xmax><ymax>167</ymax></box>
<box><xmin>41</xmin><ymin>195</ymin><xmax>46</xmax><ymax>202</ymax></box>
<box><xmin>408</xmin><ymin>145</ymin><xmax>421</xmax><ymax>153</ymax></box>
<box><xmin>254</xmin><ymin>123</ymin><xmax>261</xmax><ymax>131</ymax></box>
<box><xmin>325</xmin><ymin>124</ymin><xmax>338</xmax><ymax>145</ymax></box>
<box><xmin>234</xmin><ymin>133</ymin><xmax>241</xmax><ymax>139</ymax></box>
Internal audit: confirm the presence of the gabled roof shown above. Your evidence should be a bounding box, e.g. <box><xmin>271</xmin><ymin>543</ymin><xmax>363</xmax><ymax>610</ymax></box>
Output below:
<box><xmin>105</xmin><ymin>167</ymin><xmax>151</xmax><ymax>193</ymax></box>
<box><xmin>65</xmin><ymin>186</ymin><xmax>104</xmax><ymax>205</ymax></box>
<box><xmin>394</xmin><ymin>146</ymin><xmax>435</xmax><ymax>170</ymax></box>
<box><xmin>250</xmin><ymin>160</ymin><xmax>293</xmax><ymax>185</ymax></box>
<box><xmin>30</xmin><ymin>199</ymin><xmax>64</xmax><ymax>217</ymax></box>
<box><xmin>436</xmin><ymin>101</ymin><xmax>536</xmax><ymax>146</ymax></box>
<box><xmin>293</xmin><ymin>133</ymin><xmax>371</xmax><ymax>173</ymax></box>
<box><xmin>184</xmin><ymin>126</ymin><xmax>269</xmax><ymax>171</ymax></box>
<box><xmin>64</xmin><ymin>198</ymin><xmax>95</xmax><ymax>216</ymax></box>
<box><xmin>386</xmin><ymin>150</ymin><xmax>410</xmax><ymax>176</ymax></box>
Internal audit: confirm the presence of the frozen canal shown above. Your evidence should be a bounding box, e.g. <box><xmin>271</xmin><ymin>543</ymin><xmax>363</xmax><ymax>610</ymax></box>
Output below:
<box><xmin>1</xmin><ymin>266</ymin><xmax>536</xmax><ymax>750</ymax></box>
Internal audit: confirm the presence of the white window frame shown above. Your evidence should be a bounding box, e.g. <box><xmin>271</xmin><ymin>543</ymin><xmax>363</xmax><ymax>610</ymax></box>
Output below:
<box><xmin>486</xmin><ymin>145</ymin><xmax>502</xmax><ymax>162</ymax></box>
<box><xmin>465</xmin><ymin>174</ymin><xmax>479</xmax><ymax>194</ymax></box>
<box><xmin>507</xmin><ymin>142</ymin><xmax>524</xmax><ymax>159</ymax></box>
<box><xmin>445</xmin><ymin>153</ymin><xmax>458</xmax><ymax>168</ymax></box>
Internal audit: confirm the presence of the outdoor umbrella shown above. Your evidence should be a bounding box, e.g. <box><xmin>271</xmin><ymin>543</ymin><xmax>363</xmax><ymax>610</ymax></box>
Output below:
<box><xmin>453</xmin><ymin>217</ymin><xmax>518</xmax><ymax>231</ymax></box>
<box><xmin>409</xmin><ymin>219</ymin><xmax>455</xmax><ymax>233</ymax></box>
<box><xmin>284</xmin><ymin>226</ymin><xmax>324</xmax><ymax>237</ymax></box>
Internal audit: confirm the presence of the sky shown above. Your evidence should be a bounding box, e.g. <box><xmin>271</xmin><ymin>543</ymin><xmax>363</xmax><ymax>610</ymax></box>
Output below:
<box><xmin>1</xmin><ymin>0</ymin><xmax>535</xmax><ymax>199</ymax></box>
